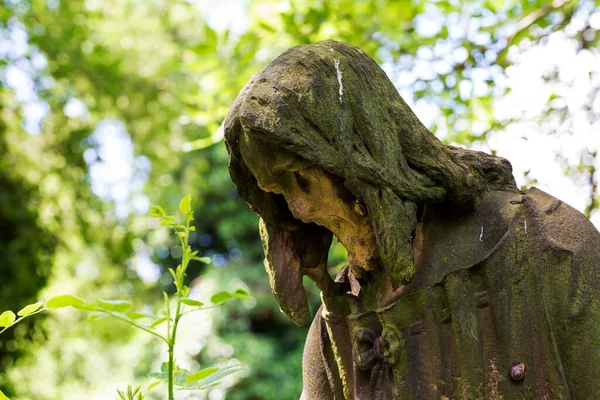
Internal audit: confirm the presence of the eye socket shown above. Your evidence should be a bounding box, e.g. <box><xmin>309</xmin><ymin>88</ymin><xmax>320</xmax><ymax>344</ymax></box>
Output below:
<box><xmin>354</xmin><ymin>200</ymin><xmax>367</xmax><ymax>216</ymax></box>
<box><xmin>293</xmin><ymin>171</ymin><xmax>311</xmax><ymax>194</ymax></box>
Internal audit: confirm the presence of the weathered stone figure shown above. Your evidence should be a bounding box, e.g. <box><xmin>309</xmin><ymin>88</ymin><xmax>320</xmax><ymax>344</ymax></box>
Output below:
<box><xmin>224</xmin><ymin>40</ymin><xmax>600</xmax><ymax>399</ymax></box>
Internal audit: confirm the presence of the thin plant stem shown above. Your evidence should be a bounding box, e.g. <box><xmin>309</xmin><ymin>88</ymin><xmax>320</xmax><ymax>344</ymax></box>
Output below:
<box><xmin>168</xmin><ymin>302</ymin><xmax>182</xmax><ymax>400</ymax></box>
<box><xmin>168</xmin><ymin>339</ymin><xmax>174</xmax><ymax>400</ymax></box>
<box><xmin>167</xmin><ymin>210</ymin><xmax>191</xmax><ymax>399</ymax></box>
<box><xmin>105</xmin><ymin>311</ymin><xmax>168</xmax><ymax>345</ymax></box>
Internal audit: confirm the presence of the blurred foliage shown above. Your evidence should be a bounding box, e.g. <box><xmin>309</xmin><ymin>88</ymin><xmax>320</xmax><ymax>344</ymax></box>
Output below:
<box><xmin>0</xmin><ymin>0</ymin><xmax>598</xmax><ymax>398</ymax></box>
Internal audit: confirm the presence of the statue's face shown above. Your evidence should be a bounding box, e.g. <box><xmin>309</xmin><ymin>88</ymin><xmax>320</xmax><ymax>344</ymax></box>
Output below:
<box><xmin>239</xmin><ymin>131</ymin><xmax>380</xmax><ymax>276</ymax></box>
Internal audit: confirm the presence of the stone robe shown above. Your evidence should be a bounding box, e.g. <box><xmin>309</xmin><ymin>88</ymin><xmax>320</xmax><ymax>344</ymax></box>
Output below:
<box><xmin>301</xmin><ymin>187</ymin><xmax>600</xmax><ymax>400</ymax></box>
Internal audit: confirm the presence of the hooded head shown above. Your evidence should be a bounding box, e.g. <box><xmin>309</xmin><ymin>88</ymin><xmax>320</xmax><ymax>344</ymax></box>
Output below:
<box><xmin>224</xmin><ymin>40</ymin><xmax>516</xmax><ymax>325</ymax></box>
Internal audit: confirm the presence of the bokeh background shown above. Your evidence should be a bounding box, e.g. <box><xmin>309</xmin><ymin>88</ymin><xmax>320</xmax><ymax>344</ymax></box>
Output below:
<box><xmin>1</xmin><ymin>0</ymin><xmax>599</xmax><ymax>399</ymax></box>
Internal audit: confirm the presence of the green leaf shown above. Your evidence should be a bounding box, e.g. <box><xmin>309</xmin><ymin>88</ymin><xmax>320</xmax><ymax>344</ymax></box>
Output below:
<box><xmin>147</xmin><ymin>371</ymin><xmax>168</xmax><ymax>382</ymax></box>
<box><xmin>210</xmin><ymin>291</ymin><xmax>232</xmax><ymax>304</ymax></box>
<box><xmin>185</xmin><ymin>367</ymin><xmax>218</xmax><ymax>383</ymax></box>
<box><xmin>147</xmin><ymin>381</ymin><xmax>161</xmax><ymax>391</ymax></box>
<box><xmin>184</xmin><ymin>364</ymin><xmax>246</xmax><ymax>389</ymax></box>
<box><xmin>179</xmin><ymin>194</ymin><xmax>192</xmax><ymax>215</ymax></box>
<box><xmin>110</xmin><ymin>311</ymin><xmax>132</xmax><ymax>322</ymax></box>
<box><xmin>159</xmin><ymin>216</ymin><xmax>176</xmax><ymax>226</ymax></box>
<box><xmin>127</xmin><ymin>311</ymin><xmax>156</xmax><ymax>320</ymax></box>
<box><xmin>97</xmin><ymin>298</ymin><xmax>131</xmax><ymax>313</ymax></box>
<box><xmin>168</xmin><ymin>268</ymin><xmax>177</xmax><ymax>281</ymax></box>
<box><xmin>210</xmin><ymin>289</ymin><xmax>250</xmax><ymax>305</ymax></box>
<box><xmin>87</xmin><ymin>312</ymin><xmax>108</xmax><ymax>322</ymax></box>
<box><xmin>163</xmin><ymin>292</ymin><xmax>170</xmax><ymax>318</ymax></box>
<box><xmin>0</xmin><ymin>311</ymin><xmax>15</xmax><ymax>328</ymax></box>
<box><xmin>17</xmin><ymin>301</ymin><xmax>43</xmax><ymax>317</ymax></box>
<box><xmin>46</xmin><ymin>295</ymin><xmax>93</xmax><ymax>310</ymax></box>
<box><xmin>0</xmin><ymin>389</ymin><xmax>8</xmax><ymax>400</ymax></box>
<box><xmin>232</xmin><ymin>288</ymin><xmax>251</xmax><ymax>300</ymax></box>
<box><xmin>149</xmin><ymin>205</ymin><xmax>165</xmax><ymax>217</ymax></box>
<box><xmin>150</xmin><ymin>317</ymin><xmax>168</xmax><ymax>328</ymax></box>
<box><xmin>192</xmin><ymin>256</ymin><xmax>211</xmax><ymax>264</ymax></box>
<box><xmin>180</xmin><ymin>299</ymin><xmax>204</xmax><ymax>307</ymax></box>
<box><xmin>181</xmin><ymin>285</ymin><xmax>190</xmax><ymax>298</ymax></box>
<box><xmin>148</xmin><ymin>363</ymin><xmax>193</xmax><ymax>386</ymax></box>
<box><xmin>117</xmin><ymin>390</ymin><xmax>126</xmax><ymax>400</ymax></box>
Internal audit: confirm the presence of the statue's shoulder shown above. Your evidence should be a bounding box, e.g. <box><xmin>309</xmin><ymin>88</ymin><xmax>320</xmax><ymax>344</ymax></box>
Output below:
<box><xmin>517</xmin><ymin>187</ymin><xmax>600</xmax><ymax>255</ymax></box>
<box><xmin>413</xmin><ymin>189</ymin><xmax>522</xmax><ymax>288</ymax></box>
<box><xmin>414</xmin><ymin>188</ymin><xmax>600</xmax><ymax>290</ymax></box>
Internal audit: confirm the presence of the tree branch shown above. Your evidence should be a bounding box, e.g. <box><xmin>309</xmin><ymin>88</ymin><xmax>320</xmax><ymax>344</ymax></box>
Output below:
<box><xmin>507</xmin><ymin>0</ymin><xmax>574</xmax><ymax>45</ymax></box>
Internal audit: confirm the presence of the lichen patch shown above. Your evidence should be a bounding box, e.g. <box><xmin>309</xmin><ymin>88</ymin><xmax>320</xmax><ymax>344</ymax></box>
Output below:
<box><xmin>333</xmin><ymin>58</ymin><xmax>343</xmax><ymax>104</ymax></box>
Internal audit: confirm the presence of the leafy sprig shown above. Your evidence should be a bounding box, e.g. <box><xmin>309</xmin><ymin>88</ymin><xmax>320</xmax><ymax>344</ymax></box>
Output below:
<box><xmin>46</xmin><ymin>195</ymin><xmax>249</xmax><ymax>399</ymax></box>
<box><xmin>0</xmin><ymin>301</ymin><xmax>46</xmax><ymax>399</ymax></box>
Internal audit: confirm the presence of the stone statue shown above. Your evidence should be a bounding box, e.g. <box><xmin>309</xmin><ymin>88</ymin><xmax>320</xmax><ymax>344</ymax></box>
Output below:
<box><xmin>223</xmin><ymin>40</ymin><xmax>600</xmax><ymax>399</ymax></box>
